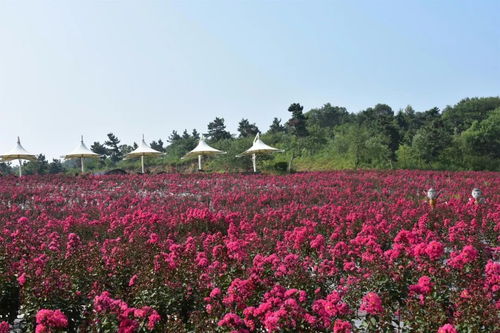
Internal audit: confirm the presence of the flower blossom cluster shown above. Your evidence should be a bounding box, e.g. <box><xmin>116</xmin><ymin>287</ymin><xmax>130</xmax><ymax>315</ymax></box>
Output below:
<box><xmin>0</xmin><ymin>170</ymin><xmax>498</xmax><ymax>331</ymax></box>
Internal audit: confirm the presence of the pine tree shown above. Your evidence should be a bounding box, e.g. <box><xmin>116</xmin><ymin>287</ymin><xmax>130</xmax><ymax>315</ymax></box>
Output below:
<box><xmin>207</xmin><ymin>117</ymin><xmax>232</xmax><ymax>141</ymax></box>
<box><xmin>238</xmin><ymin>118</ymin><xmax>260</xmax><ymax>138</ymax></box>
<box><xmin>287</xmin><ymin>103</ymin><xmax>308</xmax><ymax>137</ymax></box>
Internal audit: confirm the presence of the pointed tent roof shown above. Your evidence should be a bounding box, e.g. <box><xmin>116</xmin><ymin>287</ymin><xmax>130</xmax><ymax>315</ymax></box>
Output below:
<box><xmin>237</xmin><ymin>133</ymin><xmax>284</xmax><ymax>156</ymax></box>
<box><xmin>126</xmin><ymin>135</ymin><xmax>163</xmax><ymax>158</ymax></box>
<box><xmin>64</xmin><ymin>136</ymin><xmax>101</xmax><ymax>159</ymax></box>
<box><xmin>182</xmin><ymin>135</ymin><xmax>226</xmax><ymax>159</ymax></box>
<box><xmin>0</xmin><ymin>137</ymin><xmax>37</xmax><ymax>161</ymax></box>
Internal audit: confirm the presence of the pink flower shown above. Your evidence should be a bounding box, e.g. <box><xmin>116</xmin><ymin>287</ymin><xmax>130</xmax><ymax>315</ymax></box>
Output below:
<box><xmin>36</xmin><ymin>309</ymin><xmax>68</xmax><ymax>330</ymax></box>
<box><xmin>147</xmin><ymin>311</ymin><xmax>161</xmax><ymax>330</ymax></box>
<box><xmin>210</xmin><ymin>287</ymin><xmax>222</xmax><ymax>298</ymax></box>
<box><xmin>438</xmin><ymin>323</ymin><xmax>457</xmax><ymax>333</ymax></box>
<box><xmin>17</xmin><ymin>273</ymin><xmax>26</xmax><ymax>286</ymax></box>
<box><xmin>426</xmin><ymin>241</ymin><xmax>444</xmax><ymax>260</ymax></box>
<box><xmin>448</xmin><ymin>245</ymin><xmax>478</xmax><ymax>269</ymax></box>
<box><xmin>409</xmin><ymin>276</ymin><xmax>433</xmax><ymax>295</ymax></box>
<box><xmin>485</xmin><ymin>260</ymin><xmax>500</xmax><ymax>293</ymax></box>
<box><xmin>118</xmin><ymin>318</ymin><xmax>139</xmax><ymax>333</ymax></box>
<box><xmin>218</xmin><ymin>313</ymin><xmax>244</xmax><ymax>328</ymax></box>
<box><xmin>0</xmin><ymin>322</ymin><xmax>10</xmax><ymax>333</ymax></box>
<box><xmin>129</xmin><ymin>274</ymin><xmax>138</xmax><ymax>287</ymax></box>
<box><xmin>360</xmin><ymin>292</ymin><xmax>383</xmax><ymax>315</ymax></box>
<box><xmin>310</xmin><ymin>234</ymin><xmax>325</xmax><ymax>250</ymax></box>
<box><xmin>17</xmin><ymin>216</ymin><xmax>28</xmax><ymax>223</ymax></box>
<box><xmin>148</xmin><ymin>233</ymin><xmax>159</xmax><ymax>244</ymax></box>
<box><xmin>333</xmin><ymin>319</ymin><xmax>352</xmax><ymax>333</ymax></box>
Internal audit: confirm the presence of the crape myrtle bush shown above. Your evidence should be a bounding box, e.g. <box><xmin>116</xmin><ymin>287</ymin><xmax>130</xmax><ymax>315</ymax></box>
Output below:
<box><xmin>0</xmin><ymin>171</ymin><xmax>498</xmax><ymax>332</ymax></box>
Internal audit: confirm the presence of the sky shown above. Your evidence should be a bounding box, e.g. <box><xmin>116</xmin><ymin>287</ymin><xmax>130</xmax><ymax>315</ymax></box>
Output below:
<box><xmin>0</xmin><ymin>0</ymin><xmax>499</xmax><ymax>159</ymax></box>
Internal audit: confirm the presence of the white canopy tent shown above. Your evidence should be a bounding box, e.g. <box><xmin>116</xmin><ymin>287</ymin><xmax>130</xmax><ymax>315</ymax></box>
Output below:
<box><xmin>236</xmin><ymin>133</ymin><xmax>284</xmax><ymax>172</ymax></box>
<box><xmin>63</xmin><ymin>136</ymin><xmax>101</xmax><ymax>173</ymax></box>
<box><xmin>125</xmin><ymin>135</ymin><xmax>163</xmax><ymax>173</ymax></box>
<box><xmin>181</xmin><ymin>135</ymin><xmax>226</xmax><ymax>170</ymax></box>
<box><xmin>0</xmin><ymin>137</ymin><xmax>37</xmax><ymax>177</ymax></box>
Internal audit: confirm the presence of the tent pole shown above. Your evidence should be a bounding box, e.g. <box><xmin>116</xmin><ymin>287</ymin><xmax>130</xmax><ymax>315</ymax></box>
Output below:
<box><xmin>198</xmin><ymin>155</ymin><xmax>202</xmax><ymax>171</ymax></box>
<box><xmin>141</xmin><ymin>155</ymin><xmax>144</xmax><ymax>174</ymax></box>
<box><xmin>252</xmin><ymin>154</ymin><xmax>256</xmax><ymax>173</ymax></box>
<box><xmin>81</xmin><ymin>157</ymin><xmax>84</xmax><ymax>173</ymax></box>
<box><xmin>19</xmin><ymin>159</ymin><xmax>22</xmax><ymax>177</ymax></box>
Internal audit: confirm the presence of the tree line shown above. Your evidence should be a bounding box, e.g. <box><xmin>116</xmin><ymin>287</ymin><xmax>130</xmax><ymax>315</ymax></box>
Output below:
<box><xmin>1</xmin><ymin>96</ymin><xmax>499</xmax><ymax>175</ymax></box>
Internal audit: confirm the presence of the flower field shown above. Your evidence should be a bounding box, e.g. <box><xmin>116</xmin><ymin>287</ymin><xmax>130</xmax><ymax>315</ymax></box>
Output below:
<box><xmin>0</xmin><ymin>170</ymin><xmax>498</xmax><ymax>332</ymax></box>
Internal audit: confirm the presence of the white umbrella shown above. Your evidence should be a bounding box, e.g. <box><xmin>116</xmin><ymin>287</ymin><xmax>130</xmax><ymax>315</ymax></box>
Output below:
<box><xmin>125</xmin><ymin>135</ymin><xmax>163</xmax><ymax>173</ymax></box>
<box><xmin>181</xmin><ymin>135</ymin><xmax>226</xmax><ymax>170</ymax></box>
<box><xmin>236</xmin><ymin>133</ymin><xmax>284</xmax><ymax>172</ymax></box>
<box><xmin>0</xmin><ymin>137</ymin><xmax>37</xmax><ymax>177</ymax></box>
<box><xmin>63</xmin><ymin>136</ymin><xmax>101</xmax><ymax>173</ymax></box>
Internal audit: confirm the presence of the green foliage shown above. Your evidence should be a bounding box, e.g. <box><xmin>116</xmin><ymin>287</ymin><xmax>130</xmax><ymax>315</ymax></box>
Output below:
<box><xmin>358</xmin><ymin>104</ymin><xmax>401</xmax><ymax>158</ymax></box>
<box><xmin>206</xmin><ymin>117</ymin><xmax>232</xmax><ymax>141</ymax></box>
<box><xmin>0</xmin><ymin>162</ymin><xmax>12</xmax><ymax>175</ymax></box>
<box><xmin>165</xmin><ymin>129</ymin><xmax>198</xmax><ymax>159</ymax></box>
<box><xmin>237</xmin><ymin>119</ymin><xmax>260</xmax><ymax>138</ymax></box>
<box><xmin>396</xmin><ymin>145</ymin><xmax>424</xmax><ymax>169</ymax></box>
<box><xmin>150</xmin><ymin>139</ymin><xmax>166</xmax><ymax>152</ymax></box>
<box><xmin>332</xmin><ymin>123</ymin><xmax>392</xmax><ymax>169</ymax></box>
<box><xmin>23</xmin><ymin>154</ymin><xmax>49</xmax><ymax>175</ymax></box>
<box><xmin>411</xmin><ymin>119</ymin><xmax>452</xmax><ymax>165</ymax></box>
<box><xmin>456</xmin><ymin>107</ymin><xmax>500</xmax><ymax>170</ymax></box>
<box><xmin>48</xmin><ymin>159</ymin><xmax>65</xmax><ymax>174</ymax></box>
<box><xmin>442</xmin><ymin>96</ymin><xmax>500</xmax><ymax>133</ymax></box>
<box><xmin>306</xmin><ymin>103</ymin><xmax>351</xmax><ymax>129</ymax></box>
<box><xmin>104</xmin><ymin>133</ymin><xmax>123</xmax><ymax>163</ymax></box>
<box><xmin>287</xmin><ymin>103</ymin><xmax>309</xmax><ymax>137</ymax></box>
<box><xmin>268</xmin><ymin>117</ymin><xmax>286</xmax><ymax>134</ymax></box>
<box><xmin>90</xmin><ymin>141</ymin><xmax>108</xmax><ymax>162</ymax></box>
<box><xmin>13</xmin><ymin>96</ymin><xmax>500</xmax><ymax>175</ymax></box>
<box><xmin>204</xmin><ymin>137</ymin><xmax>253</xmax><ymax>172</ymax></box>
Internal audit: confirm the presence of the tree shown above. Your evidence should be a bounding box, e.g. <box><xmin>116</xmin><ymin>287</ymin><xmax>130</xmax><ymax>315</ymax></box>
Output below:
<box><xmin>164</xmin><ymin>129</ymin><xmax>199</xmax><ymax>158</ymax></box>
<box><xmin>48</xmin><ymin>159</ymin><xmax>65</xmax><ymax>174</ymax></box>
<box><xmin>23</xmin><ymin>154</ymin><xmax>49</xmax><ymax>175</ymax></box>
<box><xmin>306</xmin><ymin>103</ymin><xmax>350</xmax><ymax>128</ymax></box>
<box><xmin>268</xmin><ymin>118</ymin><xmax>285</xmax><ymax>134</ymax></box>
<box><xmin>168</xmin><ymin>130</ymin><xmax>182</xmax><ymax>143</ymax></box>
<box><xmin>237</xmin><ymin>119</ymin><xmax>260</xmax><ymax>138</ymax></box>
<box><xmin>333</xmin><ymin>123</ymin><xmax>391</xmax><ymax>169</ymax></box>
<box><xmin>456</xmin><ymin>107</ymin><xmax>500</xmax><ymax>170</ymax></box>
<box><xmin>442</xmin><ymin>97</ymin><xmax>500</xmax><ymax>134</ymax></box>
<box><xmin>150</xmin><ymin>139</ymin><xmax>166</xmax><ymax>152</ymax></box>
<box><xmin>119</xmin><ymin>144</ymin><xmax>134</xmax><ymax>156</ymax></box>
<box><xmin>182</xmin><ymin>130</ymin><xmax>191</xmax><ymax>140</ymax></box>
<box><xmin>460</xmin><ymin>107</ymin><xmax>500</xmax><ymax>159</ymax></box>
<box><xmin>104</xmin><ymin>133</ymin><xmax>123</xmax><ymax>163</ymax></box>
<box><xmin>91</xmin><ymin>142</ymin><xmax>108</xmax><ymax>158</ymax></box>
<box><xmin>0</xmin><ymin>162</ymin><xmax>12</xmax><ymax>175</ymax></box>
<box><xmin>207</xmin><ymin>117</ymin><xmax>232</xmax><ymax>141</ymax></box>
<box><xmin>411</xmin><ymin>119</ymin><xmax>452</xmax><ymax>165</ymax></box>
<box><xmin>287</xmin><ymin>103</ymin><xmax>308</xmax><ymax>137</ymax></box>
<box><xmin>357</xmin><ymin>104</ymin><xmax>400</xmax><ymax>157</ymax></box>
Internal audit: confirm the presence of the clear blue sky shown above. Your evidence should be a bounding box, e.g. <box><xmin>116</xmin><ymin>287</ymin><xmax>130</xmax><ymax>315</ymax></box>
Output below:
<box><xmin>0</xmin><ymin>1</ymin><xmax>499</xmax><ymax>159</ymax></box>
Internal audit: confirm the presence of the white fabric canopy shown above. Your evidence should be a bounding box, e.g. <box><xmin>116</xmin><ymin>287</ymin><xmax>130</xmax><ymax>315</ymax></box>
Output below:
<box><xmin>182</xmin><ymin>136</ymin><xmax>226</xmax><ymax>158</ymax></box>
<box><xmin>237</xmin><ymin>133</ymin><xmax>284</xmax><ymax>156</ymax></box>
<box><xmin>63</xmin><ymin>136</ymin><xmax>101</xmax><ymax>173</ymax></box>
<box><xmin>0</xmin><ymin>137</ymin><xmax>36</xmax><ymax>161</ymax></box>
<box><xmin>126</xmin><ymin>135</ymin><xmax>163</xmax><ymax>173</ymax></box>
<box><xmin>182</xmin><ymin>136</ymin><xmax>226</xmax><ymax>171</ymax></box>
<box><xmin>0</xmin><ymin>137</ymin><xmax>36</xmax><ymax>177</ymax></box>
<box><xmin>64</xmin><ymin>136</ymin><xmax>101</xmax><ymax>159</ymax></box>
<box><xmin>236</xmin><ymin>134</ymin><xmax>284</xmax><ymax>172</ymax></box>
<box><xmin>126</xmin><ymin>136</ymin><xmax>163</xmax><ymax>158</ymax></box>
